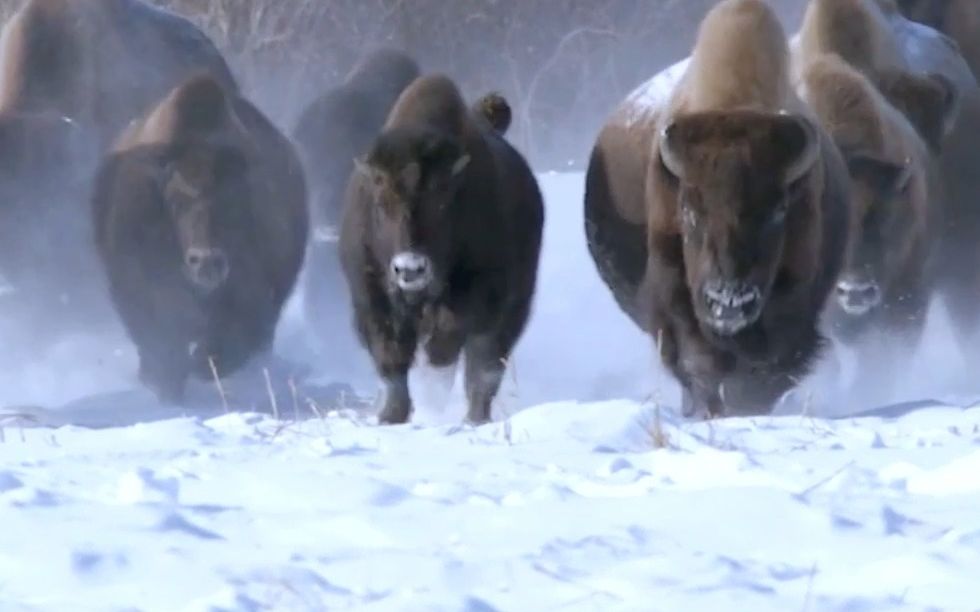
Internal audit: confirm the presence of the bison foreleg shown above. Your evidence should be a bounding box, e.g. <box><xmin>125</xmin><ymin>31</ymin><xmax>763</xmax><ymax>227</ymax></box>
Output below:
<box><xmin>462</xmin><ymin>334</ymin><xmax>507</xmax><ymax>425</ymax></box>
<box><xmin>360</xmin><ymin>312</ymin><xmax>418</xmax><ymax>425</ymax></box>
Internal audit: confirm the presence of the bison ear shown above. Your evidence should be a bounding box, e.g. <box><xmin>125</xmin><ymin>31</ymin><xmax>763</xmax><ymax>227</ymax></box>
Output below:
<box><xmin>847</xmin><ymin>152</ymin><xmax>914</xmax><ymax>197</ymax></box>
<box><xmin>878</xmin><ymin>70</ymin><xmax>960</xmax><ymax>152</ymax></box>
<box><xmin>772</xmin><ymin>113</ymin><xmax>820</xmax><ymax>185</ymax></box>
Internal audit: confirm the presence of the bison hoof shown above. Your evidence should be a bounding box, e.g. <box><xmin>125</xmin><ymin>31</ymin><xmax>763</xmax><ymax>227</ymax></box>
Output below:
<box><xmin>378</xmin><ymin>398</ymin><xmax>412</xmax><ymax>425</ymax></box>
<box><xmin>464</xmin><ymin>414</ymin><xmax>491</xmax><ymax>427</ymax></box>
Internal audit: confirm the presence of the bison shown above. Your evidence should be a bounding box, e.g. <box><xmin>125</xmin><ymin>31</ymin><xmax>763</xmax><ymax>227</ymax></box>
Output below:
<box><xmin>584</xmin><ymin>0</ymin><xmax>853</xmax><ymax>418</ymax></box>
<box><xmin>339</xmin><ymin>75</ymin><xmax>544</xmax><ymax>425</ymax></box>
<box><xmin>799</xmin><ymin>54</ymin><xmax>955</xmax><ymax>385</ymax></box>
<box><xmin>292</xmin><ymin>49</ymin><xmax>420</xmax><ymax>380</ymax></box>
<box><xmin>92</xmin><ymin>74</ymin><xmax>309</xmax><ymax>403</ymax></box>
<box><xmin>0</xmin><ymin>0</ymin><xmax>239</xmax><ymax>341</ymax></box>
<box><xmin>796</xmin><ymin>0</ymin><xmax>980</xmax><ymax>388</ymax></box>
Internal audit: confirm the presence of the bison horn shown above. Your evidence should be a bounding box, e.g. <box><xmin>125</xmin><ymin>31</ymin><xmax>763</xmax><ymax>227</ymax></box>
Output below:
<box><xmin>658</xmin><ymin>121</ymin><xmax>686</xmax><ymax>180</ymax></box>
<box><xmin>782</xmin><ymin>114</ymin><xmax>820</xmax><ymax>185</ymax></box>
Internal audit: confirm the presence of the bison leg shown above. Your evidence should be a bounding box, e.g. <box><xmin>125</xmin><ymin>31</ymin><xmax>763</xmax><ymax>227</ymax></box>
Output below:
<box><xmin>378</xmin><ymin>373</ymin><xmax>413</xmax><ymax>425</ymax></box>
<box><xmin>462</xmin><ymin>334</ymin><xmax>507</xmax><ymax>425</ymax></box>
<box><xmin>681</xmin><ymin>384</ymin><xmax>724</xmax><ymax>419</ymax></box>
<box><xmin>941</xmin><ymin>281</ymin><xmax>980</xmax><ymax>388</ymax></box>
<box><xmin>366</xmin><ymin>322</ymin><xmax>419</xmax><ymax>425</ymax></box>
<box><xmin>656</xmin><ymin>326</ymin><xmax>728</xmax><ymax>418</ymax></box>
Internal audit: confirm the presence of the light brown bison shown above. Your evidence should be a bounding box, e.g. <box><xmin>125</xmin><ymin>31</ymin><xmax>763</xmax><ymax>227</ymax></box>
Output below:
<box><xmin>799</xmin><ymin>54</ymin><xmax>954</xmax><ymax>381</ymax></box>
<box><xmin>584</xmin><ymin>0</ymin><xmax>853</xmax><ymax>418</ymax></box>
<box><xmin>340</xmin><ymin>74</ymin><xmax>544</xmax><ymax>425</ymax></box>
<box><xmin>797</xmin><ymin>0</ymin><xmax>980</xmax><ymax>384</ymax></box>
<box><xmin>92</xmin><ymin>75</ymin><xmax>309</xmax><ymax>403</ymax></box>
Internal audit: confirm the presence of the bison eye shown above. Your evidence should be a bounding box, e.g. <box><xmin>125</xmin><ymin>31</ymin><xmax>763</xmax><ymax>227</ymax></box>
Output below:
<box><xmin>769</xmin><ymin>200</ymin><xmax>789</xmax><ymax>226</ymax></box>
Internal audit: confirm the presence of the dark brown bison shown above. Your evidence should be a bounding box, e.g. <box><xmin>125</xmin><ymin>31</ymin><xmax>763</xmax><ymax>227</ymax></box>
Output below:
<box><xmin>893</xmin><ymin>0</ymin><xmax>980</xmax><ymax>79</ymax></box>
<box><xmin>339</xmin><ymin>74</ymin><xmax>544</xmax><ymax>425</ymax></box>
<box><xmin>92</xmin><ymin>75</ymin><xmax>309</xmax><ymax>403</ymax></box>
<box><xmin>584</xmin><ymin>0</ymin><xmax>853</xmax><ymax>418</ymax></box>
<box><xmin>799</xmin><ymin>54</ymin><xmax>954</xmax><ymax>383</ymax></box>
<box><xmin>797</xmin><ymin>0</ymin><xmax>980</xmax><ymax>385</ymax></box>
<box><xmin>291</xmin><ymin>49</ymin><xmax>419</xmax><ymax>376</ymax></box>
<box><xmin>0</xmin><ymin>0</ymin><xmax>239</xmax><ymax>340</ymax></box>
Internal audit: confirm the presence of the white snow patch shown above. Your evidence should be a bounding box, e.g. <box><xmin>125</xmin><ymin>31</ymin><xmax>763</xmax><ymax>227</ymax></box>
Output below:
<box><xmin>1</xmin><ymin>402</ymin><xmax>979</xmax><ymax>609</ymax></box>
<box><xmin>622</xmin><ymin>56</ymin><xmax>690</xmax><ymax>126</ymax></box>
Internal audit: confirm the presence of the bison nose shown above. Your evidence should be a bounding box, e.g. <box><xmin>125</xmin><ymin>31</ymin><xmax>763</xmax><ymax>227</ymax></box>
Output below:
<box><xmin>184</xmin><ymin>247</ymin><xmax>229</xmax><ymax>291</ymax></box>
<box><xmin>836</xmin><ymin>278</ymin><xmax>881</xmax><ymax>316</ymax></box>
<box><xmin>702</xmin><ymin>279</ymin><xmax>763</xmax><ymax>335</ymax></box>
<box><xmin>389</xmin><ymin>251</ymin><xmax>433</xmax><ymax>292</ymax></box>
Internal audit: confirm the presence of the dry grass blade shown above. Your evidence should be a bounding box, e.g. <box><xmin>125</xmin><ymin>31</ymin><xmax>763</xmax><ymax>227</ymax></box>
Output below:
<box><xmin>263</xmin><ymin>367</ymin><xmax>280</xmax><ymax>421</ymax></box>
<box><xmin>288</xmin><ymin>377</ymin><xmax>300</xmax><ymax>422</ymax></box>
<box><xmin>208</xmin><ymin>356</ymin><xmax>230</xmax><ymax>413</ymax></box>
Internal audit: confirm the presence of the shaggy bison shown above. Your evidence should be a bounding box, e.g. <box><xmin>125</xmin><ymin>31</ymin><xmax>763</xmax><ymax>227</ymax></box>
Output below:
<box><xmin>339</xmin><ymin>74</ymin><xmax>544</xmax><ymax>425</ymax></box>
<box><xmin>797</xmin><ymin>0</ymin><xmax>980</xmax><ymax>385</ymax></box>
<box><xmin>292</xmin><ymin>49</ymin><xmax>420</xmax><ymax>380</ymax></box>
<box><xmin>0</xmin><ymin>0</ymin><xmax>239</xmax><ymax>341</ymax></box>
<box><xmin>799</xmin><ymin>54</ymin><xmax>954</xmax><ymax>382</ymax></box>
<box><xmin>584</xmin><ymin>0</ymin><xmax>852</xmax><ymax>417</ymax></box>
<box><xmin>92</xmin><ymin>75</ymin><xmax>309</xmax><ymax>403</ymax></box>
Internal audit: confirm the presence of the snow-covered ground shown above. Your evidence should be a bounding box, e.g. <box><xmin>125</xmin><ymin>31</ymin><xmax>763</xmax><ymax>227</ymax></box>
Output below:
<box><xmin>2</xmin><ymin>172</ymin><xmax>980</xmax><ymax>610</ymax></box>
<box><xmin>3</xmin><ymin>400</ymin><xmax>980</xmax><ymax>610</ymax></box>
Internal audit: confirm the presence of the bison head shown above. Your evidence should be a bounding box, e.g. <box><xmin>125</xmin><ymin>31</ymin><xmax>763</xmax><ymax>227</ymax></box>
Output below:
<box><xmin>658</xmin><ymin>109</ymin><xmax>820</xmax><ymax>336</ymax></box>
<box><xmin>835</xmin><ymin>152</ymin><xmax>914</xmax><ymax>316</ymax></box>
<box><xmin>354</xmin><ymin>126</ymin><xmax>470</xmax><ymax>302</ymax></box>
<box><xmin>160</xmin><ymin>142</ymin><xmax>249</xmax><ymax>294</ymax></box>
